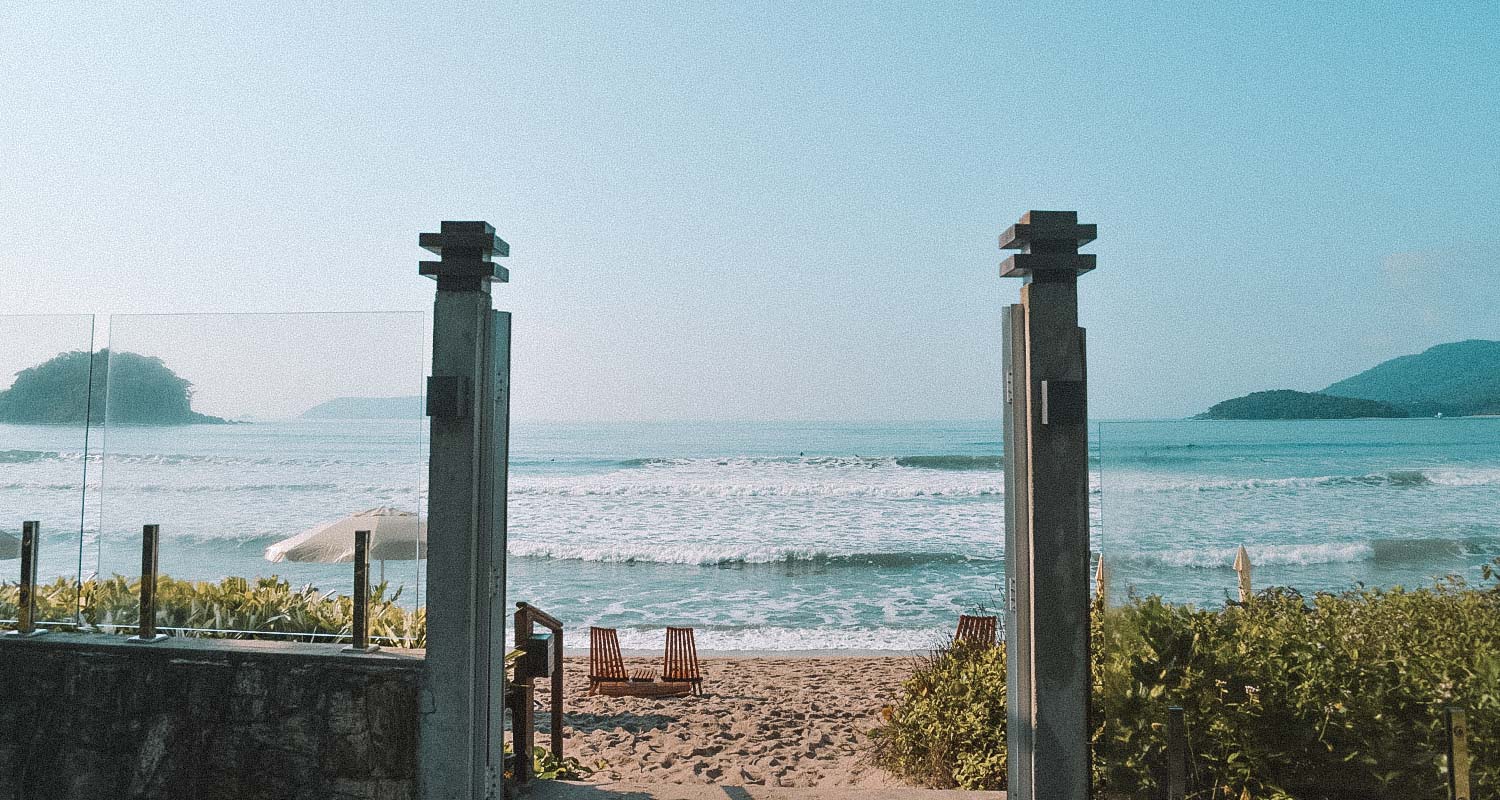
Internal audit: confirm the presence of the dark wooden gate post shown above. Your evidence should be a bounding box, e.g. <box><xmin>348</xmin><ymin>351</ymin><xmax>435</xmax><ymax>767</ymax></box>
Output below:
<box><xmin>418</xmin><ymin>221</ymin><xmax>511</xmax><ymax>800</ymax></box>
<box><xmin>1001</xmin><ymin>210</ymin><xmax>1097</xmax><ymax>800</ymax></box>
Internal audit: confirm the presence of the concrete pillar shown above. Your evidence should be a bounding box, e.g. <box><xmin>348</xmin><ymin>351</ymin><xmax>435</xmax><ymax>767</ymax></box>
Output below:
<box><xmin>1000</xmin><ymin>210</ymin><xmax>1096</xmax><ymax>800</ymax></box>
<box><xmin>418</xmin><ymin>221</ymin><xmax>511</xmax><ymax>800</ymax></box>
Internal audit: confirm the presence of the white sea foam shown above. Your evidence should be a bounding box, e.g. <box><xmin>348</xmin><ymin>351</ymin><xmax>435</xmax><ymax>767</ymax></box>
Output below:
<box><xmin>507</xmin><ymin>541</ymin><xmax>997</xmax><ymax>566</ymax></box>
<box><xmin>609</xmin><ymin>625</ymin><xmax>946</xmax><ymax>653</ymax></box>
<box><xmin>1141</xmin><ymin>542</ymin><xmax>1374</xmax><ymax>569</ymax></box>
<box><xmin>510</xmin><ymin>455</ymin><xmax>1004</xmax><ymax>499</ymax></box>
<box><xmin>511</xmin><ymin>482</ymin><xmax>1000</xmax><ymax>498</ymax></box>
<box><xmin>1120</xmin><ymin>469</ymin><xmax>1500</xmax><ymax>494</ymax></box>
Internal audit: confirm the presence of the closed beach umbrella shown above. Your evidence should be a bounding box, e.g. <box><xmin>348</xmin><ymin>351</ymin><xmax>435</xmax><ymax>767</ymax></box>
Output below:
<box><xmin>264</xmin><ymin>507</ymin><xmax>426</xmax><ymax>582</ymax></box>
<box><xmin>0</xmin><ymin>530</ymin><xmax>17</xmax><ymax>559</ymax></box>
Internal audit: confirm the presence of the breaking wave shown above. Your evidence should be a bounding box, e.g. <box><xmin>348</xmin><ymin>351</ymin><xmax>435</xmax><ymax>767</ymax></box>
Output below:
<box><xmin>613</xmin><ymin>454</ymin><xmax>1001</xmax><ymax>471</ymax></box>
<box><xmin>510</xmin><ymin>482</ymin><xmax>1000</xmax><ymax>498</ymax></box>
<box><xmin>1137</xmin><ymin>469</ymin><xmax>1500</xmax><ymax>493</ymax></box>
<box><xmin>610</xmin><ymin>625</ymin><xmax>942</xmax><ymax>653</ymax></box>
<box><xmin>0</xmin><ymin>449</ymin><xmax>74</xmax><ymax>463</ymax></box>
<box><xmin>1125</xmin><ymin>536</ymin><xmax>1500</xmax><ymax>569</ymax></box>
<box><xmin>508</xmin><ymin>543</ymin><xmax>1000</xmax><ymax>568</ymax></box>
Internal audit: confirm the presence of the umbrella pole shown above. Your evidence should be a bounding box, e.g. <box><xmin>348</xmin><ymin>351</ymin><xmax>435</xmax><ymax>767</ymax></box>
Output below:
<box><xmin>380</xmin><ymin>559</ymin><xmax>386</xmax><ymax>586</ymax></box>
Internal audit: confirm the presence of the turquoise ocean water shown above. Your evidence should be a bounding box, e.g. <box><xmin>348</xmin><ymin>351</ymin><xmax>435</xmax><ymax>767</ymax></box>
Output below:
<box><xmin>3</xmin><ymin>418</ymin><xmax>1498</xmax><ymax>650</ymax></box>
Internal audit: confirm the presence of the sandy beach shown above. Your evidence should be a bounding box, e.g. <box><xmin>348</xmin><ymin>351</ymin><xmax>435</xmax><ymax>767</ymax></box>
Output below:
<box><xmin>535</xmin><ymin>655</ymin><xmax>918</xmax><ymax>788</ymax></box>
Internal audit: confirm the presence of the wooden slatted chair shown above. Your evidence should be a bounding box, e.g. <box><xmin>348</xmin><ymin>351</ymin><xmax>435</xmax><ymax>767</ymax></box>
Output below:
<box><xmin>663</xmin><ymin>626</ymin><xmax>703</xmax><ymax>695</ymax></box>
<box><xmin>589</xmin><ymin>626</ymin><xmax>648</xmax><ymax>694</ymax></box>
<box><xmin>954</xmin><ymin>614</ymin><xmax>998</xmax><ymax>648</ymax></box>
<box><xmin>589</xmin><ymin>627</ymin><xmax>692</xmax><ymax>697</ymax></box>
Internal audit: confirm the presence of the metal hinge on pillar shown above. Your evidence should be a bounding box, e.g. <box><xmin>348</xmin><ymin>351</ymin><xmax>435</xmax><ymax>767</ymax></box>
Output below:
<box><xmin>486</xmin><ymin>764</ymin><xmax>500</xmax><ymax>800</ymax></box>
<box><xmin>490</xmin><ymin>566</ymin><xmax>504</xmax><ymax>598</ymax></box>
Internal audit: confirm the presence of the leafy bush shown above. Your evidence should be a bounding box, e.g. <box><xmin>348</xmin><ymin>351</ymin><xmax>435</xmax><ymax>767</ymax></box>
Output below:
<box><xmin>869</xmin><ymin>640</ymin><xmax>1008</xmax><ymax>789</ymax></box>
<box><xmin>0</xmin><ymin>574</ymin><xmax>424</xmax><ymax>646</ymax></box>
<box><xmin>874</xmin><ymin>571</ymin><xmax>1500</xmax><ymax>798</ymax></box>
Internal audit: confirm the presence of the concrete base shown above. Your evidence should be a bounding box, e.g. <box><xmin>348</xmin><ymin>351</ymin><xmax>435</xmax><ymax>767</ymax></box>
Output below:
<box><xmin>0</xmin><ymin>632</ymin><xmax>423</xmax><ymax>800</ymax></box>
<box><xmin>519</xmin><ymin>782</ymin><xmax>1005</xmax><ymax>800</ymax></box>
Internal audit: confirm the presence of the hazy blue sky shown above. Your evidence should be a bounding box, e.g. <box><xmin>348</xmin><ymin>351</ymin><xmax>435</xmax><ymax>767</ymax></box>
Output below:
<box><xmin>2</xmin><ymin>3</ymin><xmax>1496</xmax><ymax>421</ymax></box>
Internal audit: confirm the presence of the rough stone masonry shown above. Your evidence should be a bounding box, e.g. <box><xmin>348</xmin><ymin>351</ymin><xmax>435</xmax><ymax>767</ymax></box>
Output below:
<box><xmin>0</xmin><ymin>633</ymin><xmax>422</xmax><ymax>800</ymax></box>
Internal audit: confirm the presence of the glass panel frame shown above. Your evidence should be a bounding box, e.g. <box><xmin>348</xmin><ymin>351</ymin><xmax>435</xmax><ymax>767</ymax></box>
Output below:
<box><xmin>0</xmin><ymin>313</ymin><xmax>99</xmax><ymax>629</ymax></box>
<box><xmin>1095</xmin><ymin>418</ymin><xmax>1500</xmax><ymax>607</ymax></box>
<box><xmin>96</xmin><ymin>311</ymin><xmax>427</xmax><ymax>643</ymax></box>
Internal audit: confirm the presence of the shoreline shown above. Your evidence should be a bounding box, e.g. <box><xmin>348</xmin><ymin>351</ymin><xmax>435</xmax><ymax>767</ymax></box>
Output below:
<box><xmin>565</xmin><ymin>649</ymin><xmax>929</xmax><ymax>659</ymax></box>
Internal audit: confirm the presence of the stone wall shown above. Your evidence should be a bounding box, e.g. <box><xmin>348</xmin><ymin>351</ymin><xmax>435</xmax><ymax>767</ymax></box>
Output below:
<box><xmin>0</xmin><ymin>633</ymin><xmax>423</xmax><ymax>800</ymax></box>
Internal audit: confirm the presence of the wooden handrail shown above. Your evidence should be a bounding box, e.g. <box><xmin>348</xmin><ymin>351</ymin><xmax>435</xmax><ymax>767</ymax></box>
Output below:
<box><xmin>516</xmin><ymin>601</ymin><xmax>563</xmax><ymax>631</ymax></box>
<box><xmin>511</xmin><ymin>602</ymin><xmax>565</xmax><ymax>785</ymax></box>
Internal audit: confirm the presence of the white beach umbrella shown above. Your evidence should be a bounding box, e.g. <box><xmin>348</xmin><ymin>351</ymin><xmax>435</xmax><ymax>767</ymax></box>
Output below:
<box><xmin>264</xmin><ymin>507</ymin><xmax>426</xmax><ymax>582</ymax></box>
<box><xmin>0</xmin><ymin>530</ymin><xmax>18</xmax><ymax>559</ymax></box>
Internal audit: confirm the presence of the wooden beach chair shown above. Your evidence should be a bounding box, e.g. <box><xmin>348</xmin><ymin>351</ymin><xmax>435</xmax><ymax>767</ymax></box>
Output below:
<box><xmin>954</xmin><ymin>614</ymin><xmax>998</xmax><ymax>648</ymax></box>
<box><xmin>589</xmin><ymin>626</ymin><xmax>650</xmax><ymax>694</ymax></box>
<box><xmin>589</xmin><ymin>627</ymin><xmax>692</xmax><ymax>698</ymax></box>
<box><xmin>663</xmin><ymin>626</ymin><xmax>703</xmax><ymax>695</ymax></box>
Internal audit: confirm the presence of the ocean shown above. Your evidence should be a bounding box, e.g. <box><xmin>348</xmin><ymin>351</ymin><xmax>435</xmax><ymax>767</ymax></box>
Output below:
<box><xmin>3</xmin><ymin>417</ymin><xmax>1498</xmax><ymax>651</ymax></box>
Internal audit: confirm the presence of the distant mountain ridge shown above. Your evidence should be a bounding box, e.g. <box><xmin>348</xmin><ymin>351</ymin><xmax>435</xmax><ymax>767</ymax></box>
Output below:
<box><xmin>302</xmin><ymin>396</ymin><xmax>424</xmax><ymax>419</ymax></box>
<box><xmin>1322</xmin><ymin>340</ymin><xmax>1500</xmax><ymax>417</ymax></box>
<box><xmin>1196</xmin><ymin>390</ymin><xmax>1407</xmax><ymax>420</ymax></box>
<box><xmin>1198</xmin><ymin>339</ymin><xmax>1500</xmax><ymax>419</ymax></box>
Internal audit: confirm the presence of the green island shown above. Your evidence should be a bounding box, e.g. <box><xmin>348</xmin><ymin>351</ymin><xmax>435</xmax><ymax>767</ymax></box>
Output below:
<box><xmin>1200</xmin><ymin>339</ymin><xmax>1500</xmax><ymax>419</ymax></box>
<box><xmin>0</xmin><ymin>349</ymin><xmax>228</xmax><ymax>425</ymax></box>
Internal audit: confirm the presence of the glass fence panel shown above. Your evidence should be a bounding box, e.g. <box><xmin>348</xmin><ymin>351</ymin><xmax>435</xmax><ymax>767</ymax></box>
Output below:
<box><xmin>1096</xmin><ymin>418</ymin><xmax>1500</xmax><ymax>605</ymax></box>
<box><xmin>98</xmin><ymin>312</ymin><xmax>427</xmax><ymax>643</ymax></box>
<box><xmin>0</xmin><ymin>314</ymin><xmax>97</xmax><ymax>628</ymax></box>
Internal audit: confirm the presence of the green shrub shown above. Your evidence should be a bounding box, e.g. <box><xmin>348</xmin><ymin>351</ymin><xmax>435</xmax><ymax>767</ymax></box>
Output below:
<box><xmin>875</xmin><ymin>570</ymin><xmax>1500</xmax><ymax>799</ymax></box>
<box><xmin>0</xmin><ymin>574</ymin><xmax>425</xmax><ymax>647</ymax></box>
<box><xmin>870</xmin><ymin>640</ymin><xmax>1008</xmax><ymax>790</ymax></box>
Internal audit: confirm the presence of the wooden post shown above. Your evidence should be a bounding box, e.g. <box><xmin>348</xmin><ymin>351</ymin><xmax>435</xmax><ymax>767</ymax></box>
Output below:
<box><xmin>127</xmin><ymin>524</ymin><xmax>168</xmax><ymax>643</ymax></box>
<box><xmin>1165</xmin><ymin>706</ymin><xmax>1187</xmax><ymax>800</ymax></box>
<box><xmin>1094</xmin><ymin>553</ymin><xmax>1109</xmax><ymax>607</ymax></box>
<box><xmin>512</xmin><ymin>605</ymin><xmax>535</xmax><ymax>785</ymax></box>
<box><xmin>344</xmin><ymin>529</ymin><xmax>380</xmax><ymax>653</ymax></box>
<box><xmin>1001</xmin><ymin>210</ymin><xmax>1097</xmax><ymax>800</ymax></box>
<box><xmin>1446</xmin><ymin>707</ymin><xmax>1470</xmax><ymax>800</ymax></box>
<box><xmin>1234</xmin><ymin>545</ymin><xmax>1252</xmax><ymax>604</ymax></box>
<box><xmin>5</xmin><ymin>521</ymin><xmax>45</xmax><ymax>637</ymax></box>
<box><xmin>551</xmin><ymin>624</ymin><xmax>563</xmax><ymax>760</ymax></box>
<box><xmin>418</xmin><ymin>221</ymin><xmax>511</xmax><ymax>800</ymax></box>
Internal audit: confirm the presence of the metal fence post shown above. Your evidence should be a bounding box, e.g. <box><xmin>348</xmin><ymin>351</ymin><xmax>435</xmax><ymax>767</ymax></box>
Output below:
<box><xmin>127</xmin><ymin>524</ymin><xmax>168</xmax><ymax>643</ymax></box>
<box><xmin>1165</xmin><ymin>706</ymin><xmax>1187</xmax><ymax>800</ymax></box>
<box><xmin>5</xmin><ymin>521</ymin><xmax>46</xmax><ymax>637</ymax></box>
<box><xmin>1446</xmin><ymin>707</ymin><xmax>1470</xmax><ymax>800</ymax></box>
<box><xmin>344</xmin><ymin>529</ymin><xmax>379</xmax><ymax>653</ymax></box>
<box><xmin>1001</xmin><ymin>211</ymin><xmax>1097</xmax><ymax>800</ymax></box>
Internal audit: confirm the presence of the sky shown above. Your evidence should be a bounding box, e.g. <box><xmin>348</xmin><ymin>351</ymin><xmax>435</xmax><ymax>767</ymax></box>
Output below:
<box><xmin>2</xmin><ymin>2</ymin><xmax>1497</xmax><ymax>421</ymax></box>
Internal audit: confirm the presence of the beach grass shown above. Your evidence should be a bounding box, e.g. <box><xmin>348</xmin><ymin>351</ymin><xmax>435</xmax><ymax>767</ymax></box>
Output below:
<box><xmin>0</xmin><ymin>574</ymin><xmax>424</xmax><ymax>646</ymax></box>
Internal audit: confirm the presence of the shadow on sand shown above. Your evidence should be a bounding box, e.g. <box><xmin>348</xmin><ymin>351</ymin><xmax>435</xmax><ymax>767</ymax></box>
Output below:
<box><xmin>553</xmin><ymin>711</ymin><xmax>679</xmax><ymax>734</ymax></box>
